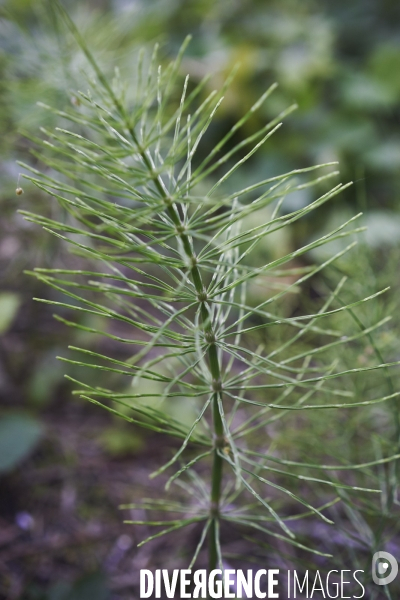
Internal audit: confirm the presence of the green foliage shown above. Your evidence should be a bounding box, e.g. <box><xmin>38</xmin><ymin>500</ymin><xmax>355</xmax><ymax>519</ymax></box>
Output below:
<box><xmin>0</xmin><ymin>292</ymin><xmax>21</xmax><ymax>335</ymax></box>
<box><xmin>97</xmin><ymin>423</ymin><xmax>144</xmax><ymax>457</ymax></box>
<box><xmin>0</xmin><ymin>414</ymin><xmax>43</xmax><ymax>473</ymax></box>
<box><xmin>21</xmin><ymin>2</ymin><xmax>400</xmax><ymax>575</ymax></box>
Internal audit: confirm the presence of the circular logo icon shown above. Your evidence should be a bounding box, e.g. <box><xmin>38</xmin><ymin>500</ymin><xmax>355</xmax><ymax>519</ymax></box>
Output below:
<box><xmin>372</xmin><ymin>551</ymin><xmax>398</xmax><ymax>586</ymax></box>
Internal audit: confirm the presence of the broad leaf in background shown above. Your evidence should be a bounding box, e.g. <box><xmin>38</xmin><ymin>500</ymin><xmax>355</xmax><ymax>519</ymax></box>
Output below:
<box><xmin>0</xmin><ymin>292</ymin><xmax>20</xmax><ymax>335</ymax></box>
<box><xmin>0</xmin><ymin>414</ymin><xmax>43</xmax><ymax>474</ymax></box>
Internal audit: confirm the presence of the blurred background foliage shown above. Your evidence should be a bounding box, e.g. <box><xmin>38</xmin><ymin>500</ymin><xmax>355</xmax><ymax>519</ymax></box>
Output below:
<box><xmin>1</xmin><ymin>0</ymin><xmax>400</xmax><ymax>598</ymax></box>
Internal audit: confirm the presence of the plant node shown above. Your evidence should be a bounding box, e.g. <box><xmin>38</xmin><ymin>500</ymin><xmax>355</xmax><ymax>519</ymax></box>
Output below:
<box><xmin>212</xmin><ymin>378</ymin><xmax>222</xmax><ymax>392</ymax></box>
<box><xmin>214</xmin><ymin>434</ymin><xmax>227</xmax><ymax>450</ymax></box>
<box><xmin>175</xmin><ymin>224</ymin><xmax>186</xmax><ymax>235</ymax></box>
<box><xmin>210</xmin><ymin>501</ymin><xmax>219</xmax><ymax>518</ymax></box>
<box><xmin>197</xmin><ymin>289</ymin><xmax>208</xmax><ymax>302</ymax></box>
<box><xmin>163</xmin><ymin>195</ymin><xmax>173</xmax><ymax>207</ymax></box>
<box><xmin>205</xmin><ymin>329</ymin><xmax>216</xmax><ymax>344</ymax></box>
<box><xmin>190</xmin><ymin>254</ymin><xmax>198</xmax><ymax>267</ymax></box>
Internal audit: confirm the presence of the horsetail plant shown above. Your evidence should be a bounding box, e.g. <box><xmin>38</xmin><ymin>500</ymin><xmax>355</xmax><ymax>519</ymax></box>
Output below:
<box><xmin>19</xmin><ymin>4</ymin><xmax>400</xmax><ymax>579</ymax></box>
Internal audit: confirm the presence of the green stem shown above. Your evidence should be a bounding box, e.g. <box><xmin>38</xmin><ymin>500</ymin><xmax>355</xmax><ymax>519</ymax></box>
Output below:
<box><xmin>209</xmin><ymin>452</ymin><xmax>223</xmax><ymax>571</ymax></box>
<box><xmin>149</xmin><ymin>167</ymin><xmax>225</xmax><ymax>575</ymax></box>
<box><xmin>208</xmin><ymin>342</ymin><xmax>224</xmax><ymax>573</ymax></box>
<box><xmin>54</xmin><ymin>11</ymin><xmax>226</xmax><ymax>567</ymax></box>
<box><xmin>124</xmin><ymin>97</ymin><xmax>225</xmax><ymax>575</ymax></box>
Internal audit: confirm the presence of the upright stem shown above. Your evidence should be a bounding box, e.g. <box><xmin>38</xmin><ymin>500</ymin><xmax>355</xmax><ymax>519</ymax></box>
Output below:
<box><xmin>207</xmin><ymin>338</ymin><xmax>224</xmax><ymax>573</ymax></box>
<box><xmin>56</xmin><ymin>8</ymin><xmax>225</xmax><ymax>577</ymax></box>
<box><xmin>130</xmin><ymin>127</ymin><xmax>225</xmax><ymax>574</ymax></box>
<box><xmin>172</xmin><ymin>221</ymin><xmax>225</xmax><ymax>573</ymax></box>
<box><xmin>208</xmin><ymin>445</ymin><xmax>223</xmax><ymax>569</ymax></box>
<box><xmin>179</xmin><ymin>232</ymin><xmax>225</xmax><ymax>574</ymax></box>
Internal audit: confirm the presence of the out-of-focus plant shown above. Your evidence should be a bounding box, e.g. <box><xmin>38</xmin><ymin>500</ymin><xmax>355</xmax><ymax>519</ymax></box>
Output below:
<box><xmin>0</xmin><ymin>414</ymin><xmax>43</xmax><ymax>475</ymax></box>
<box><xmin>20</xmin><ymin>4</ymin><xmax>400</xmax><ymax>578</ymax></box>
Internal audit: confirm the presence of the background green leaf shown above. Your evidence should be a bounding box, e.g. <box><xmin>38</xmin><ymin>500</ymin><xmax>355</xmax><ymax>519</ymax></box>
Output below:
<box><xmin>0</xmin><ymin>292</ymin><xmax>21</xmax><ymax>336</ymax></box>
<box><xmin>0</xmin><ymin>414</ymin><xmax>43</xmax><ymax>474</ymax></box>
